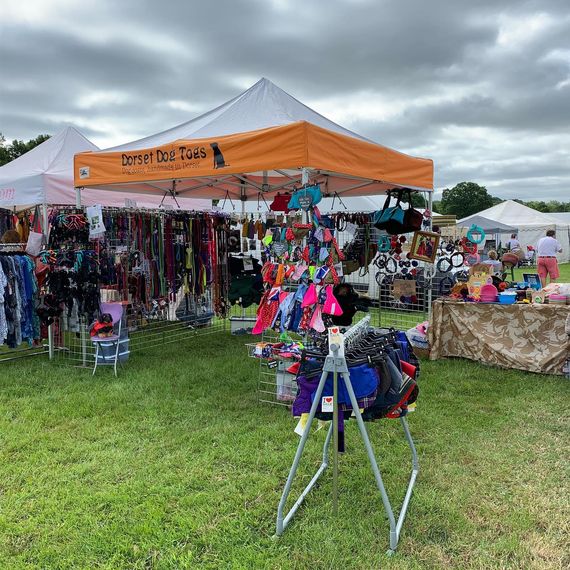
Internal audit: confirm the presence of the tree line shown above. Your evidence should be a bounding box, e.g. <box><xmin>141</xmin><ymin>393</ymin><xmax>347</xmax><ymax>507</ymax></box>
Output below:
<box><xmin>0</xmin><ymin>132</ymin><xmax>51</xmax><ymax>166</ymax></box>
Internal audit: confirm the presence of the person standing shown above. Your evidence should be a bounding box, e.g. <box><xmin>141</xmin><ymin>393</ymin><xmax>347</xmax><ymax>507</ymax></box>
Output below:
<box><xmin>537</xmin><ymin>230</ymin><xmax>562</xmax><ymax>287</ymax></box>
<box><xmin>507</xmin><ymin>233</ymin><xmax>521</xmax><ymax>252</ymax></box>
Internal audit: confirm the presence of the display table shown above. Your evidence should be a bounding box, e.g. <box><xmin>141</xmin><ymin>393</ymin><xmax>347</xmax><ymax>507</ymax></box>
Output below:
<box><xmin>429</xmin><ymin>299</ymin><xmax>570</xmax><ymax>375</ymax></box>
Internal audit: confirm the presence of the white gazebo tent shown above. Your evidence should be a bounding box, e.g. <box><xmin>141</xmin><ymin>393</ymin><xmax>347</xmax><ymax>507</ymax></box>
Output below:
<box><xmin>0</xmin><ymin>126</ymin><xmax>211</xmax><ymax>214</ymax></box>
<box><xmin>459</xmin><ymin>200</ymin><xmax>570</xmax><ymax>262</ymax></box>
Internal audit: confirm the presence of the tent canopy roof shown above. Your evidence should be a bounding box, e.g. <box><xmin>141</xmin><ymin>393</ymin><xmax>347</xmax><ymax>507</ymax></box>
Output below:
<box><xmin>457</xmin><ymin>214</ymin><xmax>518</xmax><ymax>234</ymax></box>
<box><xmin>0</xmin><ymin>126</ymin><xmax>210</xmax><ymax>210</ymax></box>
<box><xmin>108</xmin><ymin>77</ymin><xmax>373</xmax><ymax>152</ymax></box>
<box><xmin>75</xmin><ymin>78</ymin><xmax>433</xmax><ymax>200</ymax></box>
<box><xmin>460</xmin><ymin>200</ymin><xmax>563</xmax><ymax>227</ymax></box>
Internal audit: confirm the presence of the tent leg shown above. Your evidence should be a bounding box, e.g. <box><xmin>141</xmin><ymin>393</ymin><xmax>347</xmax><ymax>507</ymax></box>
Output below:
<box><xmin>75</xmin><ymin>187</ymin><xmax>82</xmax><ymax>208</ymax></box>
<box><xmin>427</xmin><ymin>191</ymin><xmax>433</xmax><ymax>321</ymax></box>
<box><xmin>42</xmin><ymin>203</ymin><xmax>54</xmax><ymax>360</ymax></box>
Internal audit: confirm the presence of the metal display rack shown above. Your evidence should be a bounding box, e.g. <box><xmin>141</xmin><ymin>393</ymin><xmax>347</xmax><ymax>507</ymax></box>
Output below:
<box><xmin>275</xmin><ymin>315</ymin><xmax>419</xmax><ymax>554</ymax></box>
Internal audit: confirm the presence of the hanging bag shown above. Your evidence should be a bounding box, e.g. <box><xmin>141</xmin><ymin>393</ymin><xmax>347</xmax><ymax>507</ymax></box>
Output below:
<box><xmin>25</xmin><ymin>205</ymin><xmax>45</xmax><ymax>257</ymax></box>
<box><xmin>288</xmin><ymin>184</ymin><xmax>322</xmax><ymax>210</ymax></box>
<box><xmin>400</xmin><ymin>189</ymin><xmax>423</xmax><ymax>233</ymax></box>
<box><xmin>269</xmin><ymin>192</ymin><xmax>291</xmax><ymax>213</ymax></box>
<box><xmin>373</xmin><ymin>190</ymin><xmax>405</xmax><ymax>232</ymax></box>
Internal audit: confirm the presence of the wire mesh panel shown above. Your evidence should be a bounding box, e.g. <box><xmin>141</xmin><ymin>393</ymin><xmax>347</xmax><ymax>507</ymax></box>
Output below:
<box><xmin>51</xmin><ymin>296</ymin><xmax>227</xmax><ymax>368</ymax></box>
<box><xmin>249</xmin><ymin>328</ymin><xmax>311</xmax><ymax>407</ymax></box>
<box><xmin>0</xmin><ymin>343</ymin><xmax>48</xmax><ymax>363</ymax></box>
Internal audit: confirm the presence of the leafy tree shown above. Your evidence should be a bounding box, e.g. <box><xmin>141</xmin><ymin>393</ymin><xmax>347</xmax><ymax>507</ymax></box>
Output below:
<box><xmin>0</xmin><ymin>133</ymin><xmax>50</xmax><ymax>166</ymax></box>
<box><xmin>440</xmin><ymin>181</ymin><xmax>496</xmax><ymax>218</ymax></box>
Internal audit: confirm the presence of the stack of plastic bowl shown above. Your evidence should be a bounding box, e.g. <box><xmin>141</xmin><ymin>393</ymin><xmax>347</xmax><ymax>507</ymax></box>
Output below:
<box><xmin>480</xmin><ymin>284</ymin><xmax>499</xmax><ymax>303</ymax></box>
<box><xmin>498</xmin><ymin>291</ymin><xmax>518</xmax><ymax>304</ymax></box>
<box><xmin>548</xmin><ymin>293</ymin><xmax>568</xmax><ymax>306</ymax></box>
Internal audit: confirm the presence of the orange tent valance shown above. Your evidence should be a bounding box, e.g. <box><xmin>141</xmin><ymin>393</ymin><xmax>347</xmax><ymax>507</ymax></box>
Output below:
<box><xmin>74</xmin><ymin>121</ymin><xmax>433</xmax><ymax>195</ymax></box>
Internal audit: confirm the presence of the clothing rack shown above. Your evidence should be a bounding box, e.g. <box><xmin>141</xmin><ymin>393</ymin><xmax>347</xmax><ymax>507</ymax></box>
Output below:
<box><xmin>0</xmin><ymin>243</ymin><xmax>26</xmax><ymax>252</ymax></box>
<box><xmin>275</xmin><ymin>315</ymin><xmax>419</xmax><ymax>554</ymax></box>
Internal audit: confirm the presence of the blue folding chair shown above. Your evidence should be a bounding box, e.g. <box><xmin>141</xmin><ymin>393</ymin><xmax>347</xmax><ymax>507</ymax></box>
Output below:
<box><xmin>91</xmin><ymin>302</ymin><xmax>128</xmax><ymax>376</ymax></box>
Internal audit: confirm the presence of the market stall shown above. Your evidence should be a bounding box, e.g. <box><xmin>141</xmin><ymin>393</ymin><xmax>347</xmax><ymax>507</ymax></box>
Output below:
<box><xmin>73</xmin><ymin>78</ymin><xmax>435</xmax><ymax>346</ymax></box>
<box><xmin>429</xmin><ymin>299</ymin><xmax>570</xmax><ymax>375</ymax></box>
<box><xmin>459</xmin><ymin>201</ymin><xmax>570</xmax><ymax>263</ymax></box>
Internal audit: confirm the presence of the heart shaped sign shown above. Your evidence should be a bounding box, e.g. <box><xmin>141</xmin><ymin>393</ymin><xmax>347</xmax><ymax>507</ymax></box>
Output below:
<box><xmin>273</xmin><ymin>242</ymin><xmax>287</xmax><ymax>256</ymax></box>
<box><xmin>298</xmin><ymin>194</ymin><xmax>313</xmax><ymax>210</ymax></box>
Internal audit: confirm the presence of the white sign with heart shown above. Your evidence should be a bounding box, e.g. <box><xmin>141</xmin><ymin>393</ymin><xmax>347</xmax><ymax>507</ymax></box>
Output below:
<box><xmin>273</xmin><ymin>242</ymin><xmax>287</xmax><ymax>256</ymax></box>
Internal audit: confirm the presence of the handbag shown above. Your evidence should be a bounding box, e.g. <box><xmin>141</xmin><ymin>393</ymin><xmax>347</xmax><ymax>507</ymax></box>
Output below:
<box><xmin>288</xmin><ymin>184</ymin><xmax>322</xmax><ymax>210</ymax></box>
<box><xmin>25</xmin><ymin>206</ymin><xmax>45</xmax><ymax>257</ymax></box>
<box><xmin>269</xmin><ymin>192</ymin><xmax>291</xmax><ymax>212</ymax></box>
<box><xmin>373</xmin><ymin>190</ymin><xmax>405</xmax><ymax>232</ymax></box>
<box><xmin>401</xmin><ymin>189</ymin><xmax>423</xmax><ymax>233</ymax></box>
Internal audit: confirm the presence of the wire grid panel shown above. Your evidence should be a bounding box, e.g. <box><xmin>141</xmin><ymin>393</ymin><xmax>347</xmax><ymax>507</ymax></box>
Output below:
<box><xmin>51</xmin><ymin>294</ymin><xmax>227</xmax><ymax>367</ymax></box>
<box><xmin>0</xmin><ymin>343</ymin><xmax>48</xmax><ymax>363</ymax></box>
<box><xmin>250</xmin><ymin>329</ymin><xmax>307</xmax><ymax>408</ymax></box>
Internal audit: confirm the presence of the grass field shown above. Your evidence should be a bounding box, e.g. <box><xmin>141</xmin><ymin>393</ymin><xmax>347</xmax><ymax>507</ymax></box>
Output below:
<box><xmin>0</xmin><ymin>331</ymin><xmax>568</xmax><ymax>569</ymax></box>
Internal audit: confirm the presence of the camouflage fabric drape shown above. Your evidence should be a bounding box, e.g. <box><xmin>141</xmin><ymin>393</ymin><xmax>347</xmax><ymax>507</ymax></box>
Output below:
<box><xmin>429</xmin><ymin>300</ymin><xmax>570</xmax><ymax>375</ymax></box>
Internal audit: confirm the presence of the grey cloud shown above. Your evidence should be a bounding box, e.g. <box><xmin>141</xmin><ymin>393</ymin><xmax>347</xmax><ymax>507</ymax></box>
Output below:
<box><xmin>1</xmin><ymin>0</ymin><xmax>569</xmax><ymax>199</ymax></box>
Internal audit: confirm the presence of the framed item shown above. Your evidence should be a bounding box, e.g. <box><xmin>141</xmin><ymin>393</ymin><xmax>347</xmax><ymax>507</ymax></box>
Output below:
<box><xmin>522</xmin><ymin>273</ymin><xmax>541</xmax><ymax>288</ymax></box>
<box><xmin>409</xmin><ymin>231</ymin><xmax>440</xmax><ymax>263</ymax></box>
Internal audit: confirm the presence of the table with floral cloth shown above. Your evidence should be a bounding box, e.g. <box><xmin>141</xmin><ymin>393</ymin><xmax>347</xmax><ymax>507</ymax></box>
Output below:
<box><xmin>429</xmin><ymin>299</ymin><xmax>570</xmax><ymax>375</ymax></box>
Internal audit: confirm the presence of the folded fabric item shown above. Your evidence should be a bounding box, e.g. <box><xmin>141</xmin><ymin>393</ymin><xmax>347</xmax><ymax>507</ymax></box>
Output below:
<box><xmin>400</xmin><ymin>360</ymin><xmax>417</xmax><ymax>379</ymax></box>
<box><xmin>317</xmin><ymin>364</ymin><xmax>379</xmax><ymax>405</ymax></box>
<box><xmin>293</xmin><ymin>374</ymin><xmax>378</xmax><ymax>417</ymax></box>
<box><xmin>362</xmin><ymin>361</ymin><xmax>418</xmax><ymax>421</ymax></box>
<box><xmin>309</xmin><ymin>304</ymin><xmax>325</xmax><ymax>333</ymax></box>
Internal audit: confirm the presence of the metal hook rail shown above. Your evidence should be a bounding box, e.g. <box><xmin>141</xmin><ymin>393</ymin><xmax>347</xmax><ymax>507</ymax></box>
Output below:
<box><xmin>275</xmin><ymin>315</ymin><xmax>419</xmax><ymax>554</ymax></box>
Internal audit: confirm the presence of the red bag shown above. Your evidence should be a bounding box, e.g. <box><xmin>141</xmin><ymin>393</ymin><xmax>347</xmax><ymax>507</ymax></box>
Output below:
<box><xmin>270</xmin><ymin>193</ymin><xmax>291</xmax><ymax>213</ymax></box>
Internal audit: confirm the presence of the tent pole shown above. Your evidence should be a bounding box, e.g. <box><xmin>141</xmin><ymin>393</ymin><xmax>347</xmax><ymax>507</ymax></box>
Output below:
<box><xmin>74</xmin><ymin>186</ymin><xmax>88</xmax><ymax>366</ymax></box>
<box><xmin>42</xmin><ymin>202</ymin><xmax>54</xmax><ymax>360</ymax></box>
<box><xmin>240</xmin><ymin>182</ymin><xmax>246</xmax><ymax>319</ymax></box>
<box><xmin>427</xmin><ymin>190</ymin><xmax>433</xmax><ymax>321</ymax></box>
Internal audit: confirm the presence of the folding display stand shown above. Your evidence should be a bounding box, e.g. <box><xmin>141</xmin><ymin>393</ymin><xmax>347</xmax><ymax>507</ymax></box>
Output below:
<box><xmin>275</xmin><ymin>315</ymin><xmax>419</xmax><ymax>554</ymax></box>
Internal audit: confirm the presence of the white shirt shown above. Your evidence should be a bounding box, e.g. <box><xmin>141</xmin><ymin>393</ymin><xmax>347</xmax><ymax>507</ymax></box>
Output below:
<box><xmin>507</xmin><ymin>238</ymin><xmax>521</xmax><ymax>251</ymax></box>
<box><xmin>537</xmin><ymin>236</ymin><xmax>562</xmax><ymax>257</ymax></box>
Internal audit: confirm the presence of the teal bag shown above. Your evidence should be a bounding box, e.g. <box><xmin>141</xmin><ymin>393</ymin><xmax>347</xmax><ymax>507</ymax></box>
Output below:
<box><xmin>288</xmin><ymin>184</ymin><xmax>322</xmax><ymax>210</ymax></box>
<box><xmin>373</xmin><ymin>190</ymin><xmax>404</xmax><ymax>231</ymax></box>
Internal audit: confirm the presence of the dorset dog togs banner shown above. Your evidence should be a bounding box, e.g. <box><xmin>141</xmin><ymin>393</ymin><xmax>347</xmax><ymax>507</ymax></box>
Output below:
<box><xmin>74</xmin><ymin>122</ymin><xmax>433</xmax><ymax>193</ymax></box>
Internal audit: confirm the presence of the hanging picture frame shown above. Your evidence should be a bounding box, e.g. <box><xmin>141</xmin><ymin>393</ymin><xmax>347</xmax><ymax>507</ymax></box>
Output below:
<box><xmin>409</xmin><ymin>231</ymin><xmax>440</xmax><ymax>263</ymax></box>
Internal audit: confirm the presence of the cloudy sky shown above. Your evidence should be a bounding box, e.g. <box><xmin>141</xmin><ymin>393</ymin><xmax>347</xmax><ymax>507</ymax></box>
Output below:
<box><xmin>1</xmin><ymin>0</ymin><xmax>569</xmax><ymax>199</ymax></box>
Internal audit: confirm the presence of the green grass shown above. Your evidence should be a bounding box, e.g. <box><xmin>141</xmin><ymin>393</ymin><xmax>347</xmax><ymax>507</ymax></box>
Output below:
<box><xmin>0</xmin><ymin>333</ymin><xmax>569</xmax><ymax>569</ymax></box>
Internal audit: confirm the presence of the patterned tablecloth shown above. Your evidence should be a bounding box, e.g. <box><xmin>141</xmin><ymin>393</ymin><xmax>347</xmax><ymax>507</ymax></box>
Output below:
<box><xmin>429</xmin><ymin>300</ymin><xmax>570</xmax><ymax>375</ymax></box>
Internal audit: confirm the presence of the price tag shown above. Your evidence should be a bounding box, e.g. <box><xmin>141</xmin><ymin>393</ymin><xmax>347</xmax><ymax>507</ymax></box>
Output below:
<box><xmin>267</xmin><ymin>359</ymin><xmax>278</xmax><ymax>369</ymax></box>
<box><xmin>328</xmin><ymin>326</ymin><xmax>345</xmax><ymax>357</ymax></box>
<box><xmin>321</xmin><ymin>396</ymin><xmax>334</xmax><ymax>412</ymax></box>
